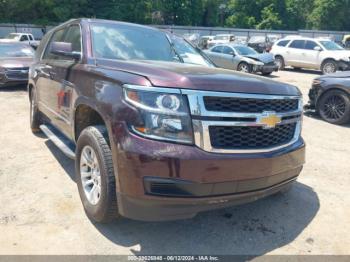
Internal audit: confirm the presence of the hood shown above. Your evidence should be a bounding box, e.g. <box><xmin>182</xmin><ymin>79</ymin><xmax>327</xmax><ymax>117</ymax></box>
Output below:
<box><xmin>318</xmin><ymin>71</ymin><xmax>350</xmax><ymax>79</ymax></box>
<box><xmin>324</xmin><ymin>50</ymin><xmax>350</xmax><ymax>60</ymax></box>
<box><xmin>0</xmin><ymin>57</ymin><xmax>33</xmax><ymax>68</ymax></box>
<box><xmin>96</xmin><ymin>59</ymin><xmax>301</xmax><ymax>96</ymax></box>
<box><xmin>244</xmin><ymin>53</ymin><xmax>275</xmax><ymax>64</ymax></box>
<box><xmin>0</xmin><ymin>39</ymin><xmax>18</xmax><ymax>43</ymax></box>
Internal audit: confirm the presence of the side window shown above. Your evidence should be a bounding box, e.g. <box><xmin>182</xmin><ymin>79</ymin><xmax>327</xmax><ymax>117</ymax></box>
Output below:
<box><xmin>29</xmin><ymin>35</ymin><xmax>33</xmax><ymax>41</ymax></box>
<box><xmin>277</xmin><ymin>40</ymin><xmax>290</xmax><ymax>47</ymax></box>
<box><xmin>63</xmin><ymin>25</ymin><xmax>82</xmax><ymax>53</ymax></box>
<box><xmin>222</xmin><ymin>46</ymin><xmax>234</xmax><ymax>55</ymax></box>
<box><xmin>20</xmin><ymin>35</ymin><xmax>28</xmax><ymax>41</ymax></box>
<box><xmin>212</xmin><ymin>46</ymin><xmax>223</xmax><ymax>53</ymax></box>
<box><xmin>43</xmin><ymin>28</ymin><xmax>66</xmax><ymax>60</ymax></box>
<box><xmin>289</xmin><ymin>40</ymin><xmax>305</xmax><ymax>49</ymax></box>
<box><xmin>305</xmin><ymin>41</ymin><xmax>320</xmax><ymax>50</ymax></box>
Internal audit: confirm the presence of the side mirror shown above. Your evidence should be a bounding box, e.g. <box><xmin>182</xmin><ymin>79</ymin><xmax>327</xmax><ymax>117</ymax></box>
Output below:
<box><xmin>314</xmin><ymin>46</ymin><xmax>322</xmax><ymax>51</ymax></box>
<box><xmin>50</xmin><ymin>42</ymin><xmax>81</xmax><ymax>60</ymax></box>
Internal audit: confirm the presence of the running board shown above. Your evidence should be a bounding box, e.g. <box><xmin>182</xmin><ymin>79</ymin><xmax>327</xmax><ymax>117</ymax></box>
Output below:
<box><xmin>40</xmin><ymin>124</ymin><xmax>76</xmax><ymax>160</ymax></box>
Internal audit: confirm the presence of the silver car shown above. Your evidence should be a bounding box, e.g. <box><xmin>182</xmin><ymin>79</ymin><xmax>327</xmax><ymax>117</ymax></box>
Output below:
<box><xmin>205</xmin><ymin>44</ymin><xmax>278</xmax><ymax>75</ymax></box>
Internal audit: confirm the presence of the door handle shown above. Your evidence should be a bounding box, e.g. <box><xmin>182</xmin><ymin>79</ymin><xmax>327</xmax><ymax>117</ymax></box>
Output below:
<box><xmin>49</xmin><ymin>71</ymin><xmax>56</xmax><ymax>79</ymax></box>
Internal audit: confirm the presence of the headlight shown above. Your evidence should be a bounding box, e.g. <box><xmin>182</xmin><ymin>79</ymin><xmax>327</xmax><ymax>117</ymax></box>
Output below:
<box><xmin>123</xmin><ymin>85</ymin><xmax>193</xmax><ymax>144</ymax></box>
<box><xmin>312</xmin><ymin>79</ymin><xmax>324</xmax><ymax>85</ymax></box>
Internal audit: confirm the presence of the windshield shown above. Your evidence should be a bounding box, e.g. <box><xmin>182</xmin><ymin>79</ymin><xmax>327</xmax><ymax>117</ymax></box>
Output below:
<box><xmin>214</xmin><ymin>35</ymin><xmax>229</xmax><ymax>40</ymax></box>
<box><xmin>5</xmin><ymin>34</ymin><xmax>20</xmax><ymax>40</ymax></box>
<box><xmin>0</xmin><ymin>44</ymin><xmax>34</xmax><ymax>58</ymax></box>
<box><xmin>91</xmin><ymin>23</ymin><xmax>212</xmax><ymax>66</ymax></box>
<box><xmin>320</xmin><ymin>41</ymin><xmax>344</xmax><ymax>50</ymax></box>
<box><xmin>234</xmin><ymin>46</ymin><xmax>257</xmax><ymax>56</ymax></box>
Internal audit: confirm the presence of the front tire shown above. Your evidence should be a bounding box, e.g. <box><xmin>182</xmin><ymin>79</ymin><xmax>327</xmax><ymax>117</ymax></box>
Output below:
<box><xmin>237</xmin><ymin>62</ymin><xmax>252</xmax><ymax>73</ymax></box>
<box><xmin>29</xmin><ymin>88</ymin><xmax>42</xmax><ymax>133</ymax></box>
<box><xmin>76</xmin><ymin>125</ymin><xmax>118</xmax><ymax>223</ymax></box>
<box><xmin>321</xmin><ymin>60</ymin><xmax>337</xmax><ymax>74</ymax></box>
<box><xmin>317</xmin><ymin>90</ymin><xmax>350</xmax><ymax>125</ymax></box>
<box><xmin>275</xmin><ymin>56</ymin><xmax>285</xmax><ymax>70</ymax></box>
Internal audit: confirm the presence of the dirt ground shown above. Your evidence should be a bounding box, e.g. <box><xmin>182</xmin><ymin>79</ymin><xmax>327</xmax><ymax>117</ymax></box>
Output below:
<box><xmin>0</xmin><ymin>69</ymin><xmax>349</xmax><ymax>256</ymax></box>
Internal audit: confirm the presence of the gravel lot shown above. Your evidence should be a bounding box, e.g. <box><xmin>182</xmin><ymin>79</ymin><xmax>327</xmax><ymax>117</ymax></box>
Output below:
<box><xmin>0</xmin><ymin>69</ymin><xmax>349</xmax><ymax>255</ymax></box>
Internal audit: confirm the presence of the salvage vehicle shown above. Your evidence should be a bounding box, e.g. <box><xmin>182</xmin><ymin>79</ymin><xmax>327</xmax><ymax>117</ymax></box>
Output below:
<box><xmin>198</xmin><ymin>35</ymin><xmax>214</xmax><ymax>49</ymax></box>
<box><xmin>0</xmin><ymin>33</ymin><xmax>40</xmax><ymax>49</ymax></box>
<box><xmin>305</xmin><ymin>72</ymin><xmax>350</xmax><ymax>125</ymax></box>
<box><xmin>0</xmin><ymin>43</ymin><xmax>33</xmax><ymax>87</ymax></box>
<box><xmin>29</xmin><ymin>19</ymin><xmax>305</xmax><ymax>222</ymax></box>
<box><xmin>247</xmin><ymin>35</ymin><xmax>275</xmax><ymax>53</ymax></box>
<box><xmin>207</xmin><ymin>34</ymin><xmax>235</xmax><ymax>48</ymax></box>
<box><xmin>271</xmin><ymin>37</ymin><xmax>350</xmax><ymax>74</ymax></box>
<box><xmin>342</xmin><ymin>35</ymin><xmax>350</xmax><ymax>49</ymax></box>
<box><xmin>205</xmin><ymin>44</ymin><xmax>278</xmax><ymax>75</ymax></box>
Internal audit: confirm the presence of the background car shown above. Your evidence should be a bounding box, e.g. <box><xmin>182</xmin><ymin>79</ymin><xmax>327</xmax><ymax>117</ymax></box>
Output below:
<box><xmin>0</xmin><ymin>43</ymin><xmax>34</xmax><ymax>87</ymax></box>
<box><xmin>205</xmin><ymin>44</ymin><xmax>278</xmax><ymax>75</ymax></box>
<box><xmin>247</xmin><ymin>35</ymin><xmax>275</xmax><ymax>53</ymax></box>
<box><xmin>306</xmin><ymin>72</ymin><xmax>350</xmax><ymax>125</ymax></box>
<box><xmin>271</xmin><ymin>37</ymin><xmax>350</xmax><ymax>74</ymax></box>
<box><xmin>207</xmin><ymin>34</ymin><xmax>235</xmax><ymax>48</ymax></box>
<box><xmin>198</xmin><ymin>35</ymin><xmax>214</xmax><ymax>49</ymax></box>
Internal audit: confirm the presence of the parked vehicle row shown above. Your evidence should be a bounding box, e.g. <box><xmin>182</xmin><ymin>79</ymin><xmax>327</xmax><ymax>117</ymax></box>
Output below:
<box><xmin>271</xmin><ymin>36</ymin><xmax>350</xmax><ymax>74</ymax></box>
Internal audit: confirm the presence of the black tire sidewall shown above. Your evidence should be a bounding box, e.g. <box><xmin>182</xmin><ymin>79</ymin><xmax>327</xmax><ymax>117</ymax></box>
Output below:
<box><xmin>75</xmin><ymin>126</ymin><xmax>117</xmax><ymax>222</ymax></box>
<box><xmin>275</xmin><ymin>56</ymin><xmax>285</xmax><ymax>70</ymax></box>
<box><xmin>318</xmin><ymin>90</ymin><xmax>350</xmax><ymax>125</ymax></box>
<box><xmin>30</xmin><ymin>88</ymin><xmax>41</xmax><ymax>131</ymax></box>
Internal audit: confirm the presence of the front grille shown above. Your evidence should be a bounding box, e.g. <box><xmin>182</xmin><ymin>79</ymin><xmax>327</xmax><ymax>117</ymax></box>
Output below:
<box><xmin>204</xmin><ymin>96</ymin><xmax>299</xmax><ymax>113</ymax></box>
<box><xmin>209</xmin><ymin>123</ymin><xmax>296</xmax><ymax>150</ymax></box>
<box><xmin>5</xmin><ymin>67</ymin><xmax>29</xmax><ymax>80</ymax></box>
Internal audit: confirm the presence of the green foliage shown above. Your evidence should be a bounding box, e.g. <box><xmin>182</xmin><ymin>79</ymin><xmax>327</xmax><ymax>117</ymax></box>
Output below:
<box><xmin>0</xmin><ymin>0</ymin><xmax>348</xmax><ymax>31</ymax></box>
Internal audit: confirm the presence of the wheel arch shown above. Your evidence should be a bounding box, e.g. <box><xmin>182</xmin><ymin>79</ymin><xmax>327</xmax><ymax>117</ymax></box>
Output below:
<box><xmin>316</xmin><ymin>86</ymin><xmax>350</xmax><ymax>109</ymax></box>
<box><xmin>73</xmin><ymin>100</ymin><xmax>111</xmax><ymax>143</ymax></box>
<box><xmin>320</xmin><ymin>58</ymin><xmax>337</xmax><ymax>70</ymax></box>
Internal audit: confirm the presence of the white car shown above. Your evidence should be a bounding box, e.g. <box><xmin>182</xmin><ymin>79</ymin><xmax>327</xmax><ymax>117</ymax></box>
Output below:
<box><xmin>271</xmin><ymin>37</ymin><xmax>350</xmax><ymax>74</ymax></box>
<box><xmin>207</xmin><ymin>34</ymin><xmax>235</xmax><ymax>48</ymax></box>
<box><xmin>0</xmin><ymin>33</ymin><xmax>40</xmax><ymax>48</ymax></box>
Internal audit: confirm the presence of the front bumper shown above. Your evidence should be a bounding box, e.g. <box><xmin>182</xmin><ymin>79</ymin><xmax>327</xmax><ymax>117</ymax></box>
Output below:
<box><xmin>338</xmin><ymin>60</ymin><xmax>350</xmax><ymax>71</ymax></box>
<box><xmin>253</xmin><ymin>64</ymin><xmax>279</xmax><ymax>74</ymax></box>
<box><xmin>111</xmin><ymin>125</ymin><xmax>305</xmax><ymax>221</ymax></box>
<box><xmin>0</xmin><ymin>72</ymin><xmax>28</xmax><ymax>87</ymax></box>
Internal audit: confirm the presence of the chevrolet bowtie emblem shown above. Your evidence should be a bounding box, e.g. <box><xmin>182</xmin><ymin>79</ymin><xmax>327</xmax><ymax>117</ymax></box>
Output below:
<box><xmin>258</xmin><ymin>111</ymin><xmax>281</xmax><ymax>129</ymax></box>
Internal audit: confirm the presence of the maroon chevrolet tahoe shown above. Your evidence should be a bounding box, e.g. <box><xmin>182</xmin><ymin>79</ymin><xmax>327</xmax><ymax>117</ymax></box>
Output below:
<box><xmin>28</xmin><ymin>19</ymin><xmax>305</xmax><ymax>222</ymax></box>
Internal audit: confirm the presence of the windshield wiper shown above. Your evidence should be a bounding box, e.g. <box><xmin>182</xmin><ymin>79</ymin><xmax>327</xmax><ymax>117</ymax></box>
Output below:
<box><xmin>165</xmin><ymin>34</ymin><xmax>184</xmax><ymax>63</ymax></box>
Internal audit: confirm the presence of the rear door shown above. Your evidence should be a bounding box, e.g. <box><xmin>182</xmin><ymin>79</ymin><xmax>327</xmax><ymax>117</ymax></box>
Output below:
<box><xmin>206</xmin><ymin>45</ymin><xmax>224</xmax><ymax>66</ymax></box>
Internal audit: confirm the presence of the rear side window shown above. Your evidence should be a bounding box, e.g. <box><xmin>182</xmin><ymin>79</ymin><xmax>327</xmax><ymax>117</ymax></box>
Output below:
<box><xmin>211</xmin><ymin>46</ymin><xmax>223</xmax><ymax>53</ymax></box>
<box><xmin>222</xmin><ymin>46</ymin><xmax>234</xmax><ymax>55</ymax></box>
<box><xmin>277</xmin><ymin>40</ymin><xmax>290</xmax><ymax>47</ymax></box>
<box><xmin>305</xmin><ymin>41</ymin><xmax>320</xmax><ymax>50</ymax></box>
<box><xmin>289</xmin><ymin>40</ymin><xmax>305</xmax><ymax>49</ymax></box>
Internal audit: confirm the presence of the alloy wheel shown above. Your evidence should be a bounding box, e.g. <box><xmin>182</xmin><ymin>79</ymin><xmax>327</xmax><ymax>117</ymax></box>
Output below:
<box><xmin>238</xmin><ymin>63</ymin><xmax>250</xmax><ymax>73</ymax></box>
<box><xmin>323</xmin><ymin>62</ymin><xmax>336</xmax><ymax>74</ymax></box>
<box><xmin>322</xmin><ymin>95</ymin><xmax>346</xmax><ymax>120</ymax></box>
<box><xmin>80</xmin><ymin>145</ymin><xmax>102</xmax><ymax>205</ymax></box>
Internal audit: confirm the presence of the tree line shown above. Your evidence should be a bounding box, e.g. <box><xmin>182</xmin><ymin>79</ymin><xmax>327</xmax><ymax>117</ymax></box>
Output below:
<box><xmin>0</xmin><ymin>0</ymin><xmax>349</xmax><ymax>31</ymax></box>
